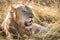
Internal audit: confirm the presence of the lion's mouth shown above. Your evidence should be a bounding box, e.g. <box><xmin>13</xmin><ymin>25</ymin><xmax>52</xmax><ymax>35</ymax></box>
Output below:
<box><xmin>24</xmin><ymin>20</ymin><xmax>33</xmax><ymax>26</ymax></box>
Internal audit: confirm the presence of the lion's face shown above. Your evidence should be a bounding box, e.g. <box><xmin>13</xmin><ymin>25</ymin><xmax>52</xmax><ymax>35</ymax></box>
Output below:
<box><xmin>14</xmin><ymin>4</ymin><xmax>34</xmax><ymax>28</ymax></box>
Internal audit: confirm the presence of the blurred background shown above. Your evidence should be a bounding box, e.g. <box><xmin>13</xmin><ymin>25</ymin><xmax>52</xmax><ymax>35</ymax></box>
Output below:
<box><xmin>0</xmin><ymin>0</ymin><xmax>60</xmax><ymax>40</ymax></box>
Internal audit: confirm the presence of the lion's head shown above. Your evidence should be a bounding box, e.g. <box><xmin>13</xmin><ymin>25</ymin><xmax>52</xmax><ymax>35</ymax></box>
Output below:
<box><xmin>10</xmin><ymin>4</ymin><xmax>34</xmax><ymax>36</ymax></box>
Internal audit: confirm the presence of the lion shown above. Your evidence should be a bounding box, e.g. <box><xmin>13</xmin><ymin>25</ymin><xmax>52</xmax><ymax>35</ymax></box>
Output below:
<box><xmin>1</xmin><ymin>4</ymin><xmax>34</xmax><ymax>40</ymax></box>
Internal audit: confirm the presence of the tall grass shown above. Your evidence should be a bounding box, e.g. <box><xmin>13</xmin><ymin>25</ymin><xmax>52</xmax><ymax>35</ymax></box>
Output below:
<box><xmin>0</xmin><ymin>0</ymin><xmax>60</xmax><ymax>40</ymax></box>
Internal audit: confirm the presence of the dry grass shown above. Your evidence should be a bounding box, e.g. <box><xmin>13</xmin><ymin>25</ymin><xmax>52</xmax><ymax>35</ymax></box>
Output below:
<box><xmin>0</xmin><ymin>0</ymin><xmax>60</xmax><ymax>40</ymax></box>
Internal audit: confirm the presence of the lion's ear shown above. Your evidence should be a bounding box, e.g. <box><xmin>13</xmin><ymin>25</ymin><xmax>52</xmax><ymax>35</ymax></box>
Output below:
<box><xmin>9</xmin><ymin>5</ymin><xmax>16</xmax><ymax>13</ymax></box>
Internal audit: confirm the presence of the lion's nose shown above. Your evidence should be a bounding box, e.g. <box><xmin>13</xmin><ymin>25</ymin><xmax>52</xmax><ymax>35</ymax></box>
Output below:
<box><xmin>29</xmin><ymin>16</ymin><xmax>33</xmax><ymax>18</ymax></box>
<box><xmin>29</xmin><ymin>16</ymin><xmax>34</xmax><ymax>21</ymax></box>
<box><xmin>29</xmin><ymin>15</ymin><xmax>33</xmax><ymax>18</ymax></box>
